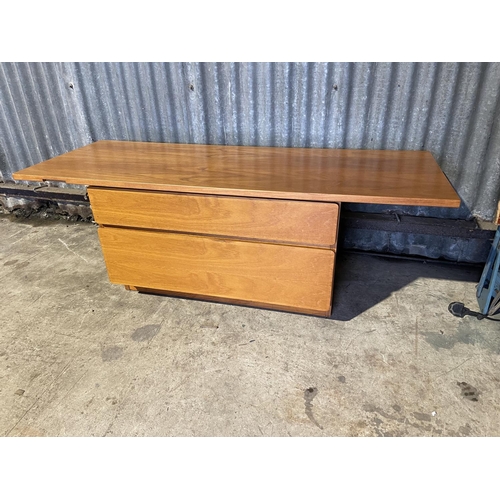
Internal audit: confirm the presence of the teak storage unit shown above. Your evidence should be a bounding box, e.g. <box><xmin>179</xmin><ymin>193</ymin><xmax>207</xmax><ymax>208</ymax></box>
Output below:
<box><xmin>13</xmin><ymin>140</ymin><xmax>461</xmax><ymax>317</ymax></box>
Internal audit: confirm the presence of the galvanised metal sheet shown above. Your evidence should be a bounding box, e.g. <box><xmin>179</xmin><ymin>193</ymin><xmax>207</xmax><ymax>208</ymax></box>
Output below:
<box><xmin>1</xmin><ymin>62</ymin><xmax>499</xmax><ymax>220</ymax></box>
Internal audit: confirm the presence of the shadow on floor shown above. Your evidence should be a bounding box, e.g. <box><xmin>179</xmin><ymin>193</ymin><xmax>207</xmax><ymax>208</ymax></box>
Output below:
<box><xmin>330</xmin><ymin>252</ymin><xmax>482</xmax><ymax>322</ymax></box>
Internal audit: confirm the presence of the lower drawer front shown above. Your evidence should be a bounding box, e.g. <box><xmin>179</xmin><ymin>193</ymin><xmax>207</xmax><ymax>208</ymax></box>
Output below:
<box><xmin>98</xmin><ymin>227</ymin><xmax>335</xmax><ymax>315</ymax></box>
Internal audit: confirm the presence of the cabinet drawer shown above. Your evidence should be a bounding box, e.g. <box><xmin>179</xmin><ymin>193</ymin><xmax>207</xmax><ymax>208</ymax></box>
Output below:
<box><xmin>89</xmin><ymin>188</ymin><xmax>339</xmax><ymax>248</ymax></box>
<box><xmin>98</xmin><ymin>227</ymin><xmax>335</xmax><ymax>316</ymax></box>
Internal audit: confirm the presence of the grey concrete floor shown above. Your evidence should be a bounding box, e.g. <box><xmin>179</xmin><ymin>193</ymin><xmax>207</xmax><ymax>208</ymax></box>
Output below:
<box><xmin>1</xmin><ymin>214</ymin><xmax>499</xmax><ymax>437</ymax></box>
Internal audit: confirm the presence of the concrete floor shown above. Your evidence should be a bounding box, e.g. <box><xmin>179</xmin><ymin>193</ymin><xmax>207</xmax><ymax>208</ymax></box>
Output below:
<box><xmin>1</xmin><ymin>214</ymin><xmax>499</xmax><ymax>437</ymax></box>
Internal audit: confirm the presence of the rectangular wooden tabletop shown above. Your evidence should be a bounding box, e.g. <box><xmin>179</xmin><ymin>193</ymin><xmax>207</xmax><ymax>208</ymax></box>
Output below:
<box><xmin>13</xmin><ymin>140</ymin><xmax>461</xmax><ymax>207</ymax></box>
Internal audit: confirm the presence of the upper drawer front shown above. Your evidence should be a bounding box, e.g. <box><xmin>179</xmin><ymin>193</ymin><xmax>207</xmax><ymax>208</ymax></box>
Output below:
<box><xmin>88</xmin><ymin>188</ymin><xmax>339</xmax><ymax>248</ymax></box>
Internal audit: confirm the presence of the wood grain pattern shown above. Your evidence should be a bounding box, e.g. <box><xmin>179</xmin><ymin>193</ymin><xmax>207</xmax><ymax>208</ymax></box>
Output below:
<box><xmin>13</xmin><ymin>140</ymin><xmax>461</xmax><ymax>207</ymax></box>
<box><xmin>98</xmin><ymin>227</ymin><xmax>335</xmax><ymax>315</ymax></box>
<box><xmin>89</xmin><ymin>188</ymin><xmax>339</xmax><ymax>248</ymax></box>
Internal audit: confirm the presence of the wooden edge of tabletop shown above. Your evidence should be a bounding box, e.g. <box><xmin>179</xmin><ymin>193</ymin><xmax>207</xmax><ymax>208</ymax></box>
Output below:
<box><xmin>11</xmin><ymin>174</ymin><xmax>462</xmax><ymax>208</ymax></box>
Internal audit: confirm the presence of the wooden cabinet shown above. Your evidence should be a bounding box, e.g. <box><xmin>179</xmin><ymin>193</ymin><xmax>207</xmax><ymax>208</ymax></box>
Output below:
<box><xmin>12</xmin><ymin>140</ymin><xmax>461</xmax><ymax>317</ymax></box>
<box><xmin>89</xmin><ymin>188</ymin><xmax>340</xmax><ymax>316</ymax></box>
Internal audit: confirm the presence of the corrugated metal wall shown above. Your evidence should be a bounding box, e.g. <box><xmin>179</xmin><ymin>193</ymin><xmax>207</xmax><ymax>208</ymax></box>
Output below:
<box><xmin>1</xmin><ymin>62</ymin><xmax>499</xmax><ymax>220</ymax></box>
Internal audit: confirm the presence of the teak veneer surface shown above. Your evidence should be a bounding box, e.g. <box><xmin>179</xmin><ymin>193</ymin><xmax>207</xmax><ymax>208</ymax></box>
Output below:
<box><xmin>88</xmin><ymin>188</ymin><xmax>339</xmax><ymax>248</ymax></box>
<box><xmin>13</xmin><ymin>140</ymin><xmax>460</xmax><ymax>207</ymax></box>
<box><xmin>98</xmin><ymin>227</ymin><xmax>335</xmax><ymax>315</ymax></box>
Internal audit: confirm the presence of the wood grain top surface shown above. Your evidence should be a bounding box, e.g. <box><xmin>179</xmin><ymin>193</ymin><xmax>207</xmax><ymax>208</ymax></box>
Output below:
<box><xmin>13</xmin><ymin>140</ymin><xmax>460</xmax><ymax>206</ymax></box>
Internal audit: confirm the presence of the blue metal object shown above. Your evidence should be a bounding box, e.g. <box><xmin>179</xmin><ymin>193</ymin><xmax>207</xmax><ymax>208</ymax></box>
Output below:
<box><xmin>477</xmin><ymin>227</ymin><xmax>500</xmax><ymax>316</ymax></box>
